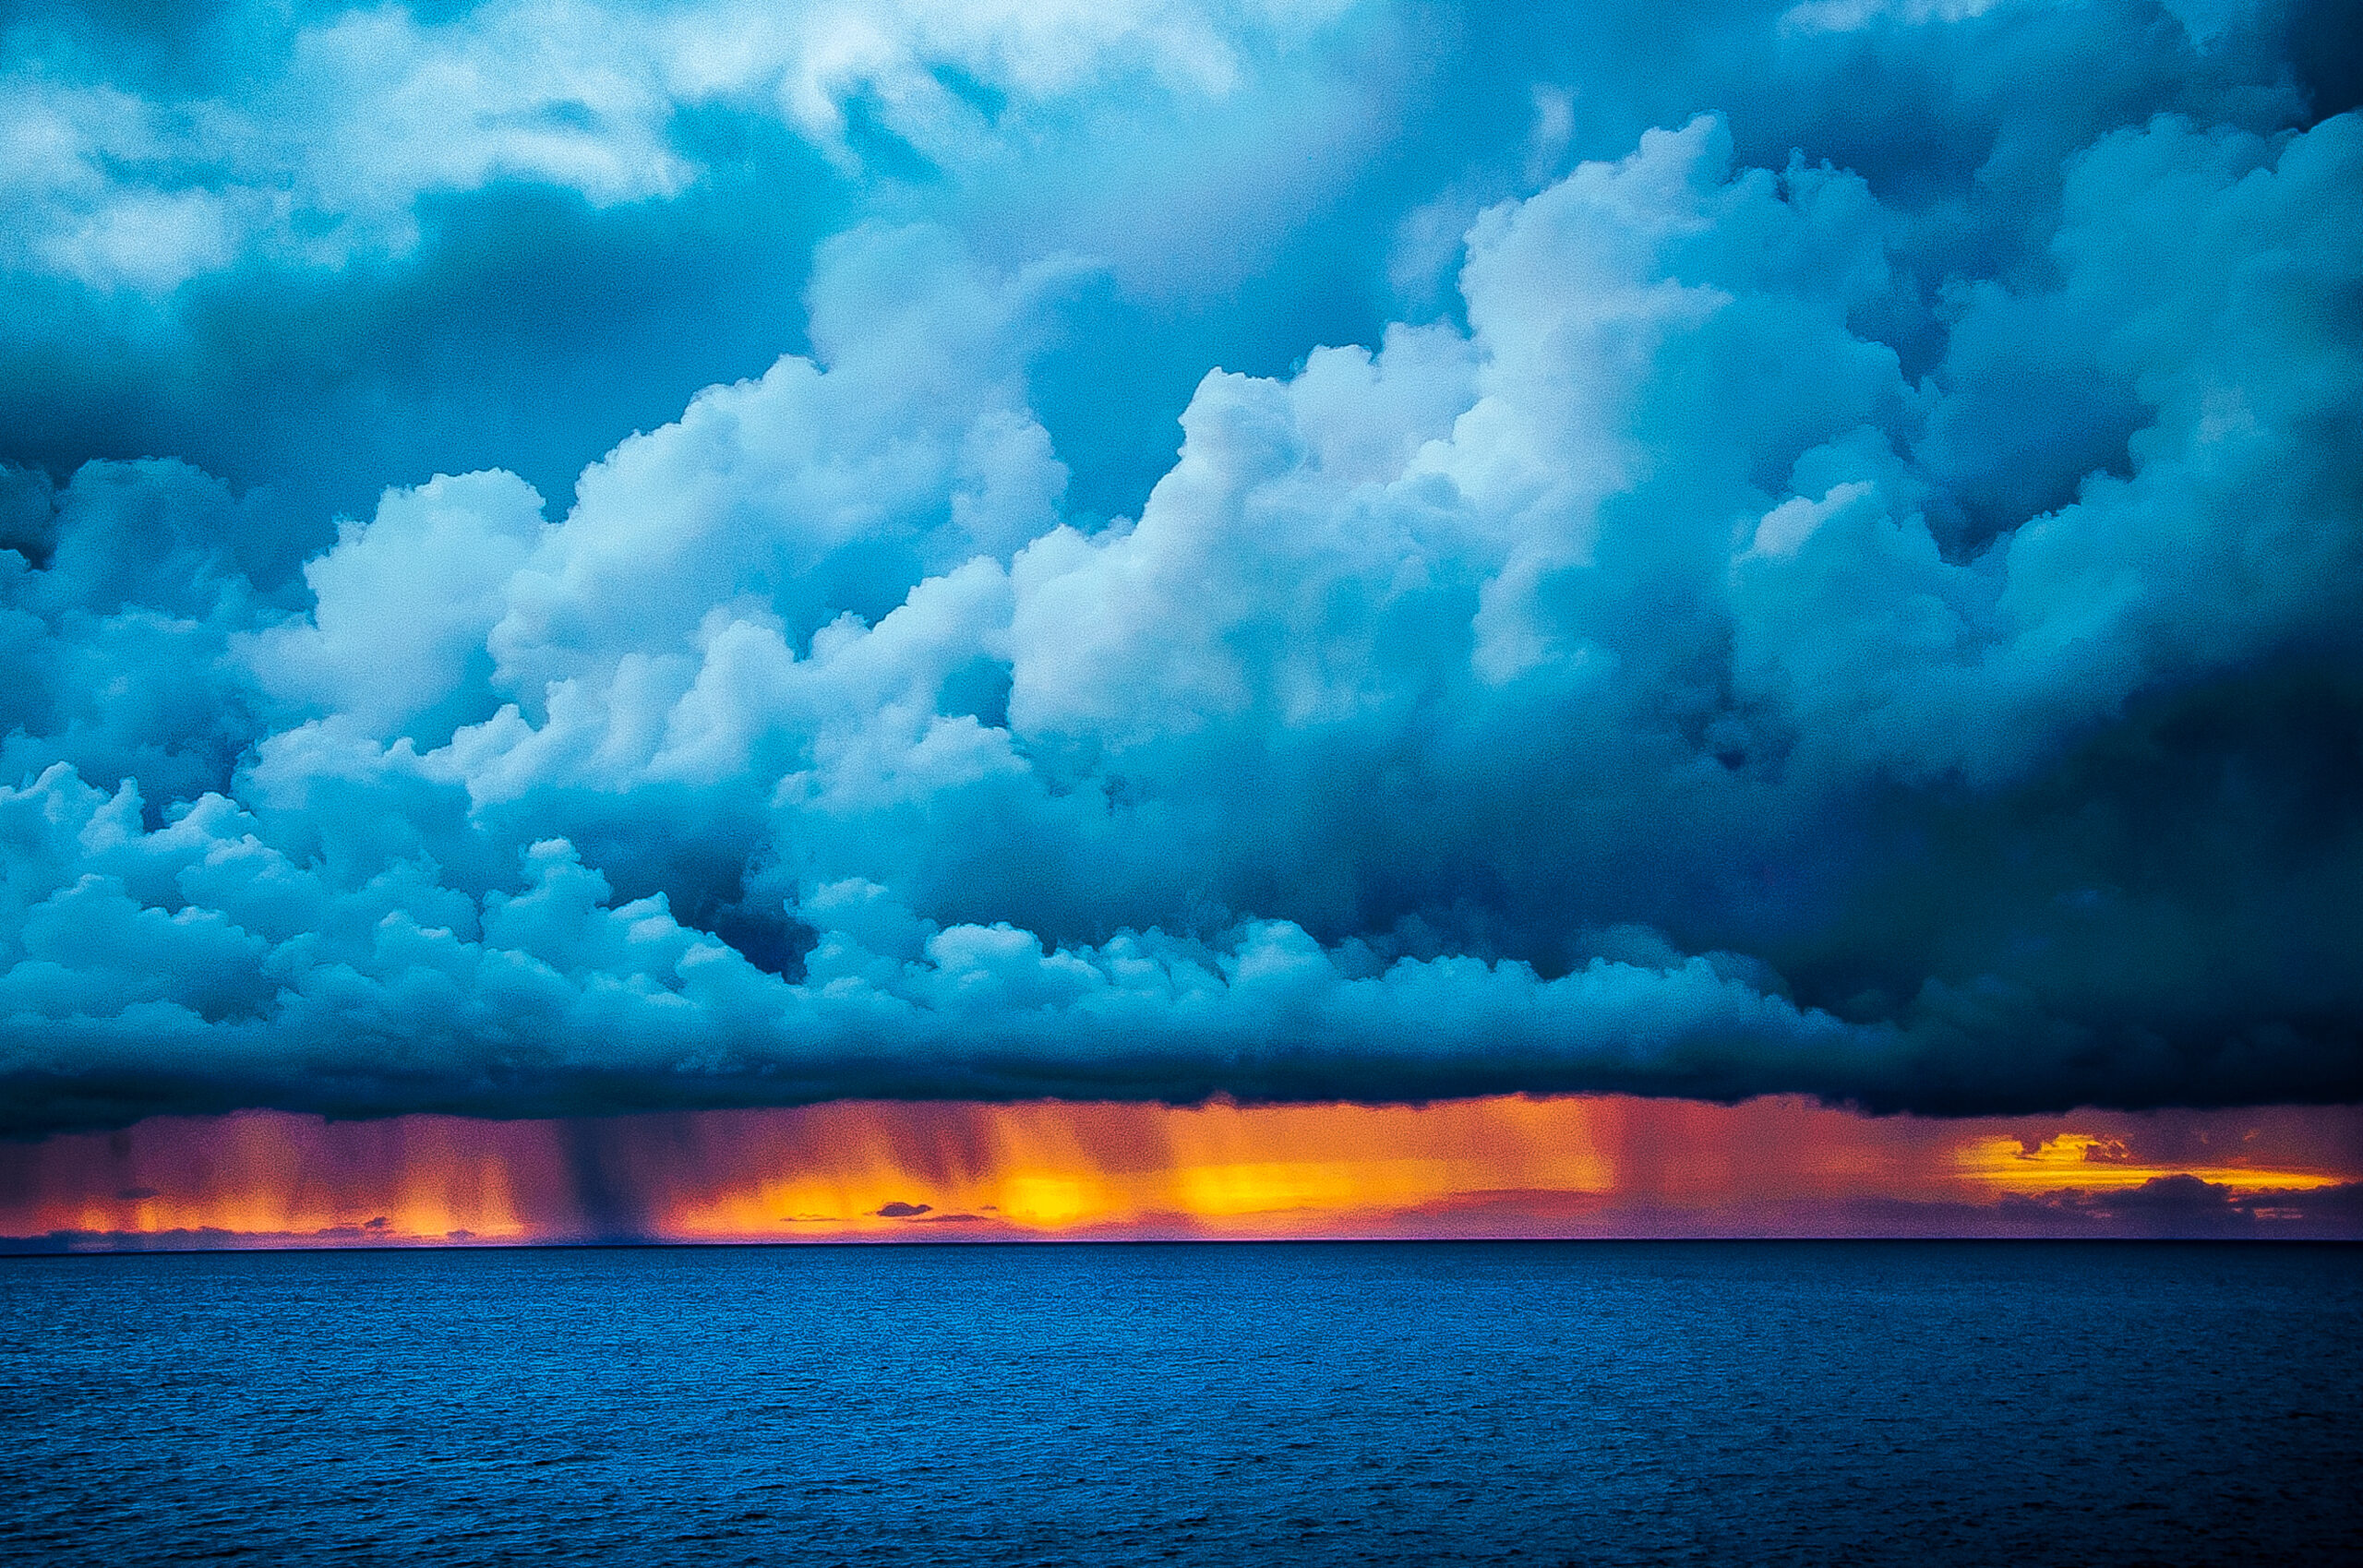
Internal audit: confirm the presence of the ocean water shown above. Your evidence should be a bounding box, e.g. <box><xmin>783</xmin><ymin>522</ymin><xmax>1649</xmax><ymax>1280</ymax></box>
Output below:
<box><xmin>2</xmin><ymin>1242</ymin><xmax>2358</xmax><ymax>1565</ymax></box>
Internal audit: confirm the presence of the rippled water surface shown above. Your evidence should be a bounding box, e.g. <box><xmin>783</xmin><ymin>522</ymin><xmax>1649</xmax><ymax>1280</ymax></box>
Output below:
<box><xmin>4</xmin><ymin>1242</ymin><xmax>2359</xmax><ymax>1564</ymax></box>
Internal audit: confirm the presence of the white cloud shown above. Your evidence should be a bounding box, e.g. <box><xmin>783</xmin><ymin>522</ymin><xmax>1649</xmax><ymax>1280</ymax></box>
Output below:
<box><xmin>0</xmin><ymin>0</ymin><xmax>1362</xmax><ymax>293</ymax></box>
<box><xmin>241</xmin><ymin>471</ymin><xmax>547</xmax><ymax>739</ymax></box>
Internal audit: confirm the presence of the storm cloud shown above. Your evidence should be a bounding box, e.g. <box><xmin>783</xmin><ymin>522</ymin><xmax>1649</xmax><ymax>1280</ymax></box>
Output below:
<box><xmin>0</xmin><ymin>0</ymin><xmax>2357</xmax><ymax>1132</ymax></box>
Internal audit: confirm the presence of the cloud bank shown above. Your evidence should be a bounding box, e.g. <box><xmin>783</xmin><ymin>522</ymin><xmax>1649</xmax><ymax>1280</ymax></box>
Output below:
<box><xmin>0</xmin><ymin>0</ymin><xmax>2357</xmax><ymax>1131</ymax></box>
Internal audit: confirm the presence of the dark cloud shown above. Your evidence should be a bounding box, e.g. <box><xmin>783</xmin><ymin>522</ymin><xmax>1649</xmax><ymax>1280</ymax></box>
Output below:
<box><xmin>0</xmin><ymin>2</ymin><xmax>2357</xmax><ymax>1133</ymax></box>
<box><xmin>1995</xmin><ymin>1177</ymin><xmax>2363</xmax><ymax>1236</ymax></box>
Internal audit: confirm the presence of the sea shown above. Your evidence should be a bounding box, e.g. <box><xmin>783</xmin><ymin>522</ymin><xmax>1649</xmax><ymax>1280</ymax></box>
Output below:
<box><xmin>2</xmin><ymin>1241</ymin><xmax>2357</xmax><ymax>1565</ymax></box>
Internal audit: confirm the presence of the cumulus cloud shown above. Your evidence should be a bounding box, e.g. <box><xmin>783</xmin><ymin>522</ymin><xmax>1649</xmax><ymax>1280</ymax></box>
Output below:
<box><xmin>0</xmin><ymin>8</ymin><xmax>2357</xmax><ymax>1132</ymax></box>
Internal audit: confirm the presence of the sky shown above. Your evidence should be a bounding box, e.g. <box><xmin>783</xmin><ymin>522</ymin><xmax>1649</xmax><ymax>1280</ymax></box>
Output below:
<box><xmin>7</xmin><ymin>1098</ymin><xmax>2360</xmax><ymax>1246</ymax></box>
<box><xmin>1</xmin><ymin>0</ymin><xmax>2359</xmax><ymax>1240</ymax></box>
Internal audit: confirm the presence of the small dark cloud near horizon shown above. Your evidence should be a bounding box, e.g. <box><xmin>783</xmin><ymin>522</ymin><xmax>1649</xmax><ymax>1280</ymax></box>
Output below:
<box><xmin>0</xmin><ymin>0</ymin><xmax>2357</xmax><ymax>1136</ymax></box>
<box><xmin>1997</xmin><ymin>1178</ymin><xmax>2363</xmax><ymax>1236</ymax></box>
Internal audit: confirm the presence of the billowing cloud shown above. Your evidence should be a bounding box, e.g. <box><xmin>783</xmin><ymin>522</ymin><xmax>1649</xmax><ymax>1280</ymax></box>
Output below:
<box><xmin>0</xmin><ymin>2</ymin><xmax>2357</xmax><ymax>1133</ymax></box>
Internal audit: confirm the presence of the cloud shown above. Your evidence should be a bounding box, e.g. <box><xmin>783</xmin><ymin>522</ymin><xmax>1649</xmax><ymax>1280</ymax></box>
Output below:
<box><xmin>0</xmin><ymin>757</ymin><xmax>1892</xmax><ymax>1131</ymax></box>
<box><xmin>240</xmin><ymin>470</ymin><xmax>548</xmax><ymax>741</ymax></box>
<box><xmin>0</xmin><ymin>460</ymin><xmax>280</xmax><ymax>810</ymax></box>
<box><xmin>0</xmin><ymin>1</ymin><xmax>1383</xmax><ymax>538</ymax></box>
<box><xmin>0</xmin><ymin>13</ymin><xmax>2357</xmax><ymax>1132</ymax></box>
<box><xmin>2</xmin><ymin>0</ymin><xmax>2323</xmax><ymax>562</ymax></box>
<box><xmin>0</xmin><ymin>0</ymin><xmax>1349</xmax><ymax>293</ymax></box>
<box><xmin>1994</xmin><ymin>1175</ymin><xmax>2363</xmax><ymax>1235</ymax></box>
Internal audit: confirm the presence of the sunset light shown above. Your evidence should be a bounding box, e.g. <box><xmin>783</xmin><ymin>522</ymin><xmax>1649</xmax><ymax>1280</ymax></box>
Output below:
<box><xmin>8</xmin><ymin>1096</ymin><xmax>2357</xmax><ymax>1250</ymax></box>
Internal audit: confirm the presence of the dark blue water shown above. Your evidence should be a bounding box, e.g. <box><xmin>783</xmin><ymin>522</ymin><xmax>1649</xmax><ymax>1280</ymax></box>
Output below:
<box><xmin>2</xmin><ymin>1242</ymin><xmax>2358</xmax><ymax>1565</ymax></box>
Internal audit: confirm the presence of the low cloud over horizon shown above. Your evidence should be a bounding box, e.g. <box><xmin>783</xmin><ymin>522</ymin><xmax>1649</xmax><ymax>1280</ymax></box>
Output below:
<box><xmin>1</xmin><ymin>0</ymin><xmax>2358</xmax><ymax>1134</ymax></box>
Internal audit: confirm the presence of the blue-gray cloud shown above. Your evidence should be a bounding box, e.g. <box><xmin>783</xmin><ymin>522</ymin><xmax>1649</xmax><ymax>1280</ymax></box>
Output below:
<box><xmin>0</xmin><ymin>0</ymin><xmax>2357</xmax><ymax>1131</ymax></box>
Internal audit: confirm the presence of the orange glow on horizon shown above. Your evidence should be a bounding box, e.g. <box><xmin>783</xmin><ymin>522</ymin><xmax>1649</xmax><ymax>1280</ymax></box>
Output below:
<box><xmin>2</xmin><ymin>1095</ymin><xmax>2357</xmax><ymax>1249</ymax></box>
<box><xmin>654</xmin><ymin>1098</ymin><xmax>1620</xmax><ymax>1240</ymax></box>
<box><xmin>1951</xmin><ymin>1132</ymin><xmax>2351</xmax><ymax>1194</ymax></box>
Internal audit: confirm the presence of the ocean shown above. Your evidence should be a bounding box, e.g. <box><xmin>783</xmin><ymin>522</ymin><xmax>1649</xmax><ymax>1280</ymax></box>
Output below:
<box><xmin>3</xmin><ymin>1241</ymin><xmax>2357</xmax><ymax>1564</ymax></box>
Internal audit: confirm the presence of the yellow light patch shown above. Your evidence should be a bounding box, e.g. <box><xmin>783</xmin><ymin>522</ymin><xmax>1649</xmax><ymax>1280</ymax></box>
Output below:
<box><xmin>1950</xmin><ymin>1132</ymin><xmax>2346</xmax><ymax>1192</ymax></box>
